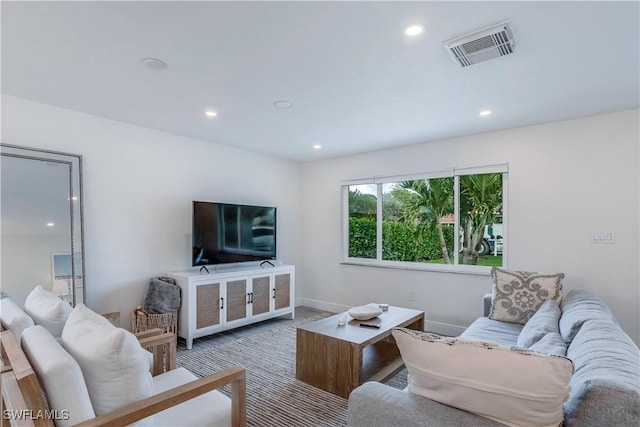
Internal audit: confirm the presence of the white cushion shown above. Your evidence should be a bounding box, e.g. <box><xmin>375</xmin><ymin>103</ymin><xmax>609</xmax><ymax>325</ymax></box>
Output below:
<box><xmin>393</xmin><ymin>328</ymin><xmax>574</xmax><ymax>427</ymax></box>
<box><xmin>348</xmin><ymin>303</ymin><xmax>383</xmax><ymax>320</ymax></box>
<box><xmin>141</xmin><ymin>367</ymin><xmax>231</xmax><ymax>427</ymax></box>
<box><xmin>21</xmin><ymin>325</ymin><xmax>95</xmax><ymax>427</ymax></box>
<box><xmin>24</xmin><ymin>285</ymin><xmax>72</xmax><ymax>340</ymax></box>
<box><xmin>0</xmin><ymin>295</ymin><xmax>34</xmax><ymax>343</ymax></box>
<box><xmin>61</xmin><ymin>304</ymin><xmax>153</xmax><ymax>416</ymax></box>
<box><xmin>516</xmin><ymin>299</ymin><xmax>561</xmax><ymax>348</ymax></box>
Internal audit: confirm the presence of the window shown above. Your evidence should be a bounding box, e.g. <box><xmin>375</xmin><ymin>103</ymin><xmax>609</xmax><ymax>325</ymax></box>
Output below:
<box><xmin>343</xmin><ymin>165</ymin><xmax>507</xmax><ymax>272</ymax></box>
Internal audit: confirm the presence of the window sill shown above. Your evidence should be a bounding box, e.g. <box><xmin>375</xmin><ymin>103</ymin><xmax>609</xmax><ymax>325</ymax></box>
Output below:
<box><xmin>340</xmin><ymin>259</ymin><xmax>495</xmax><ymax>276</ymax></box>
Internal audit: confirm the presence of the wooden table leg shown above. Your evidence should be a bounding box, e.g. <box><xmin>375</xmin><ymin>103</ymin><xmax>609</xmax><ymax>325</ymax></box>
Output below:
<box><xmin>297</xmin><ymin>329</ymin><xmax>363</xmax><ymax>398</ymax></box>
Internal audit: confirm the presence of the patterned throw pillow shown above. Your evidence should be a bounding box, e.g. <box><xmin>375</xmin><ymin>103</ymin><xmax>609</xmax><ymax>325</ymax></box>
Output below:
<box><xmin>489</xmin><ymin>267</ymin><xmax>564</xmax><ymax>325</ymax></box>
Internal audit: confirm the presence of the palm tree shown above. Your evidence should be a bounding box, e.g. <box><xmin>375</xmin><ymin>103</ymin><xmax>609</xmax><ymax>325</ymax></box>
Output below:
<box><xmin>460</xmin><ymin>173</ymin><xmax>502</xmax><ymax>265</ymax></box>
<box><xmin>399</xmin><ymin>178</ymin><xmax>454</xmax><ymax>264</ymax></box>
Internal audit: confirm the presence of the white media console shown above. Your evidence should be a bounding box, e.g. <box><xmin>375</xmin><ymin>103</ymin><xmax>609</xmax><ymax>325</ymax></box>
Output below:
<box><xmin>168</xmin><ymin>264</ymin><xmax>295</xmax><ymax>349</ymax></box>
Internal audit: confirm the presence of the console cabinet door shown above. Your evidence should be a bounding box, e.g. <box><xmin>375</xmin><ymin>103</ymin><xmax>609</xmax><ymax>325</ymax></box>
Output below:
<box><xmin>251</xmin><ymin>275</ymin><xmax>271</xmax><ymax>316</ymax></box>
<box><xmin>274</xmin><ymin>273</ymin><xmax>292</xmax><ymax>311</ymax></box>
<box><xmin>226</xmin><ymin>279</ymin><xmax>248</xmax><ymax>323</ymax></box>
<box><xmin>196</xmin><ymin>282</ymin><xmax>221</xmax><ymax>330</ymax></box>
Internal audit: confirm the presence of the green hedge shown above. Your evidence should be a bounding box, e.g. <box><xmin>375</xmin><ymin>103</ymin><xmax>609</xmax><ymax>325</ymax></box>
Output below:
<box><xmin>348</xmin><ymin>217</ymin><xmax>455</xmax><ymax>262</ymax></box>
<box><xmin>348</xmin><ymin>217</ymin><xmax>377</xmax><ymax>259</ymax></box>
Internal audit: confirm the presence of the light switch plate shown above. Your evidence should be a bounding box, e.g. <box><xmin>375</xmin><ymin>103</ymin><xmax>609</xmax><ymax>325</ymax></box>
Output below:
<box><xmin>591</xmin><ymin>230</ymin><xmax>615</xmax><ymax>244</ymax></box>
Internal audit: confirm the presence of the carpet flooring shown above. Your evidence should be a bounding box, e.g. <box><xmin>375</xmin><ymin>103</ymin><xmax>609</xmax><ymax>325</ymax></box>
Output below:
<box><xmin>177</xmin><ymin>314</ymin><xmax>408</xmax><ymax>427</ymax></box>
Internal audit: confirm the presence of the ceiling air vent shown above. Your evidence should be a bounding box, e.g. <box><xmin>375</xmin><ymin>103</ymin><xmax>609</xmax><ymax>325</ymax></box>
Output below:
<box><xmin>445</xmin><ymin>21</ymin><xmax>515</xmax><ymax>67</ymax></box>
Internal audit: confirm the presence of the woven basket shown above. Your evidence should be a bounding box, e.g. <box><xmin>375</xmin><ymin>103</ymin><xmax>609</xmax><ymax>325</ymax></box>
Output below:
<box><xmin>132</xmin><ymin>307</ymin><xmax>178</xmax><ymax>334</ymax></box>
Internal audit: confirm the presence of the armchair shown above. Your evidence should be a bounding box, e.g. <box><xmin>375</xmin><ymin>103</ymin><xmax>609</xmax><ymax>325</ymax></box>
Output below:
<box><xmin>1</xmin><ymin>323</ymin><xmax>246</xmax><ymax>427</ymax></box>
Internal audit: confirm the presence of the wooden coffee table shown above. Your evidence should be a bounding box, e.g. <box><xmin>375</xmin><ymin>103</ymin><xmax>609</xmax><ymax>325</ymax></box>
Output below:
<box><xmin>295</xmin><ymin>305</ymin><xmax>424</xmax><ymax>398</ymax></box>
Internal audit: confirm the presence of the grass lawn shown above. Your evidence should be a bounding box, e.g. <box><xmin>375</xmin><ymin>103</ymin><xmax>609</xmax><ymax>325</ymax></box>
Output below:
<box><xmin>426</xmin><ymin>255</ymin><xmax>502</xmax><ymax>266</ymax></box>
<box><xmin>477</xmin><ymin>255</ymin><xmax>503</xmax><ymax>267</ymax></box>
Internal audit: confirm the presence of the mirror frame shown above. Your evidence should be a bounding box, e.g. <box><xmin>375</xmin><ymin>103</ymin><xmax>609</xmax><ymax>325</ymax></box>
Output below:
<box><xmin>1</xmin><ymin>143</ymin><xmax>86</xmax><ymax>305</ymax></box>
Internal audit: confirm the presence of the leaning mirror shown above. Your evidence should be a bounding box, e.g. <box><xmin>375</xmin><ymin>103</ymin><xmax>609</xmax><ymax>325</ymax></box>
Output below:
<box><xmin>1</xmin><ymin>144</ymin><xmax>85</xmax><ymax>306</ymax></box>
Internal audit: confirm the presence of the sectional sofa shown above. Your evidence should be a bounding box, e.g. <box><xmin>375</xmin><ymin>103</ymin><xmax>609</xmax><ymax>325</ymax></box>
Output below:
<box><xmin>348</xmin><ymin>289</ymin><xmax>640</xmax><ymax>426</ymax></box>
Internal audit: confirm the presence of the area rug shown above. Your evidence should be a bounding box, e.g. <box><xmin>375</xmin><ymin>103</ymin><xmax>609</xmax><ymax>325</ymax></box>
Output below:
<box><xmin>177</xmin><ymin>317</ymin><xmax>408</xmax><ymax>427</ymax></box>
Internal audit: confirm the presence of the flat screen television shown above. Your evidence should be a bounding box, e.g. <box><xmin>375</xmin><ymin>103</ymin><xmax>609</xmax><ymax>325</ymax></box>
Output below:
<box><xmin>192</xmin><ymin>201</ymin><xmax>276</xmax><ymax>266</ymax></box>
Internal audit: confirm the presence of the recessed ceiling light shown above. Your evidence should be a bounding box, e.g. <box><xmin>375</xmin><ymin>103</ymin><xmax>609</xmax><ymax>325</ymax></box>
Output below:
<box><xmin>274</xmin><ymin>100</ymin><xmax>293</xmax><ymax>109</ymax></box>
<box><xmin>142</xmin><ymin>58</ymin><xmax>168</xmax><ymax>70</ymax></box>
<box><xmin>46</xmin><ymin>222</ymin><xmax>54</xmax><ymax>227</ymax></box>
<box><xmin>205</xmin><ymin>111</ymin><xmax>217</xmax><ymax>117</ymax></box>
<box><xmin>404</xmin><ymin>24</ymin><xmax>425</xmax><ymax>37</ymax></box>
<box><xmin>313</xmin><ymin>144</ymin><xmax>322</xmax><ymax>150</ymax></box>
<box><xmin>479</xmin><ymin>110</ymin><xmax>492</xmax><ymax>117</ymax></box>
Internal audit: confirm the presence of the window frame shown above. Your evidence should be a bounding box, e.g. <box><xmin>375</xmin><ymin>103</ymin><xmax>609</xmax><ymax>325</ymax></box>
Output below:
<box><xmin>341</xmin><ymin>164</ymin><xmax>508</xmax><ymax>274</ymax></box>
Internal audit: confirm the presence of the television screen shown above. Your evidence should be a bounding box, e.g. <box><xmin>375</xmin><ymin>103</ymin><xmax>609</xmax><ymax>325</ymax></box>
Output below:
<box><xmin>192</xmin><ymin>201</ymin><xmax>276</xmax><ymax>266</ymax></box>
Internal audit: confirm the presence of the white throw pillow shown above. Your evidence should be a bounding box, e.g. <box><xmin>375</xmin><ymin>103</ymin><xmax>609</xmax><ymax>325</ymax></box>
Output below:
<box><xmin>0</xmin><ymin>295</ymin><xmax>34</xmax><ymax>343</ymax></box>
<box><xmin>24</xmin><ymin>285</ymin><xmax>72</xmax><ymax>340</ymax></box>
<box><xmin>21</xmin><ymin>325</ymin><xmax>95</xmax><ymax>427</ymax></box>
<box><xmin>393</xmin><ymin>328</ymin><xmax>574</xmax><ymax>427</ymax></box>
<box><xmin>61</xmin><ymin>304</ymin><xmax>153</xmax><ymax>416</ymax></box>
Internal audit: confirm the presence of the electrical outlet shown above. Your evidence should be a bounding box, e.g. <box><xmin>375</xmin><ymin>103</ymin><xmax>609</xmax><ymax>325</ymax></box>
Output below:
<box><xmin>408</xmin><ymin>291</ymin><xmax>416</xmax><ymax>301</ymax></box>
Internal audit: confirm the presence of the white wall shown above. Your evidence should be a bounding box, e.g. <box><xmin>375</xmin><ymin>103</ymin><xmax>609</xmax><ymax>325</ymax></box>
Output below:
<box><xmin>298</xmin><ymin>109</ymin><xmax>640</xmax><ymax>343</ymax></box>
<box><xmin>3</xmin><ymin>95</ymin><xmax>638</xmax><ymax>344</ymax></box>
<box><xmin>2</xmin><ymin>95</ymin><xmax>300</xmax><ymax>328</ymax></box>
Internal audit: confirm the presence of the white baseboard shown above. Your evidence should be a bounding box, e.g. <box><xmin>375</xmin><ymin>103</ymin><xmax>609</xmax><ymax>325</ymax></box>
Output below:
<box><xmin>296</xmin><ymin>297</ymin><xmax>350</xmax><ymax>313</ymax></box>
<box><xmin>423</xmin><ymin>320</ymin><xmax>466</xmax><ymax>337</ymax></box>
<box><xmin>296</xmin><ymin>297</ymin><xmax>466</xmax><ymax>336</ymax></box>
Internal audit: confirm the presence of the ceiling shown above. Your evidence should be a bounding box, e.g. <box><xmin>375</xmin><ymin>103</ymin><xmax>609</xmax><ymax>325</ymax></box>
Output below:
<box><xmin>2</xmin><ymin>1</ymin><xmax>639</xmax><ymax>162</ymax></box>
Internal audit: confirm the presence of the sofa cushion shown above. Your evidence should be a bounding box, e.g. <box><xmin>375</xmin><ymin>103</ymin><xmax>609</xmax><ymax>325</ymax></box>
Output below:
<box><xmin>393</xmin><ymin>328</ymin><xmax>574</xmax><ymax>427</ymax></box>
<box><xmin>564</xmin><ymin>319</ymin><xmax>640</xmax><ymax>426</ymax></box>
<box><xmin>489</xmin><ymin>267</ymin><xmax>564</xmax><ymax>325</ymax></box>
<box><xmin>0</xmin><ymin>294</ymin><xmax>34</xmax><ymax>344</ymax></box>
<box><xmin>61</xmin><ymin>304</ymin><xmax>153</xmax><ymax>416</ymax></box>
<box><xmin>559</xmin><ymin>289</ymin><xmax>615</xmax><ymax>343</ymax></box>
<box><xmin>460</xmin><ymin>317</ymin><xmax>522</xmax><ymax>346</ymax></box>
<box><xmin>21</xmin><ymin>325</ymin><xmax>95</xmax><ymax>427</ymax></box>
<box><xmin>348</xmin><ymin>381</ymin><xmax>506</xmax><ymax>427</ymax></box>
<box><xmin>141</xmin><ymin>367</ymin><xmax>231</xmax><ymax>426</ymax></box>
<box><xmin>517</xmin><ymin>299</ymin><xmax>561</xmax><ymax>348</ymax></box>
<box><xmin>24</xmin><ymin>285</ymin><xmax>72</xmax><ymax>340</ymax></box>
<box><xmin>528</xmin><ymin>332</ymin><xmax>567</xmax><ymax>356</ymax></box>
